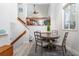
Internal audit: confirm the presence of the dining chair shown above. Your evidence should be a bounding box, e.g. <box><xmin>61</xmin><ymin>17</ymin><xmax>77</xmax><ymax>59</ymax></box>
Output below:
<box><xmin>52</xmin><ymin>30</ymin><xmax>58</xmax><ymax>35</ymax></box>
<box><xmin>52</xmin><ymin>32</ymin><xmax>69</xmax><ymax>56</ymax></box>
<box><xmin>51</xmin><ymin>30</ymin><xmax>59</xmax><ymax>42</ymax></box>
<box><xmin>34</xmin><ymin>31</ymin><xmax>49</xmax><ymax>55</ymax></box>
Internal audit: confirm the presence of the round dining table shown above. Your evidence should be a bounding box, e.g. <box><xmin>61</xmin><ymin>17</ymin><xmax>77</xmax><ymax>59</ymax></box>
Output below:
<box><xmin>41</xmin><ymin>31</ymin><xmax>59</xmax><ymax>40</ymax></box>
<box><xmin>40</xmin><ymin>31</ymin><xmax>60</xmax><ymax>50</ymax></box>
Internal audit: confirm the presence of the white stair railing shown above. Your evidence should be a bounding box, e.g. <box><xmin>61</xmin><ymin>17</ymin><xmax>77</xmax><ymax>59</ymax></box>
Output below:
<box><xmin>17</xmin><ymin>17</ymin><xmax>33</xmax><ymax>42</ymax></box>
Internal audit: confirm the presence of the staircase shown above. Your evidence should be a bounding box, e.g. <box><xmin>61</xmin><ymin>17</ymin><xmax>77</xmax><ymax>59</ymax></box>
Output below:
<box><xmin>0</xmin><ymin>30</ymin><xmax>26</xmax><ymax>56</ymax></box>
<box><xmin>13</xmin><ymin>17</ymin><xmax>33</xmax><ymax>56</ymax></box>
<box><xmin>0</xmin><ymin>17</ymin><xmax>33</xmax><ymax>56</ymax></box>
<box><xmin>17</xmin><ymin>17</ymin><xmax>33</xmax><ymax>41</ymax></box>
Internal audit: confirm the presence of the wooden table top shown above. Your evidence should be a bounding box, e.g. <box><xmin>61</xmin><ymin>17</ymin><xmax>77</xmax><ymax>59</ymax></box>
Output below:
<box><xmin>40</xmin><ymin>31</ymin><xmax>59</xmax><ymax>39</ymax></box>
<box><xmin>41</xmin><ymin>34</ymin><xmax>59</xmax><ymax>39</ymax></box>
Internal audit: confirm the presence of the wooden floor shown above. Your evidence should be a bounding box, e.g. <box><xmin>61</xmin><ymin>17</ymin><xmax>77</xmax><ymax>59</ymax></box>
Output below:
<box><xmin>28</xmin><ymin>44</ymin><xmax>74</xmax><ymax>56</ymax></box>
<box><xmin>12</xmin><ymin>41</ymin><xmax>73</xmax><ymax>56</ymax></box>
<box><xmin>14</xmin><ymin>41</ymin><xmax>34</xmax><ymax>56</ymax></box>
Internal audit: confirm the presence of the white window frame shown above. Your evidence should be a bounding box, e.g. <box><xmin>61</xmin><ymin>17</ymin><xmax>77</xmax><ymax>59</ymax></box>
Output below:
<box><xmin>62</xmin><ymin>3</ymin><xmax>78</xmax><ymax>31</ymax></box>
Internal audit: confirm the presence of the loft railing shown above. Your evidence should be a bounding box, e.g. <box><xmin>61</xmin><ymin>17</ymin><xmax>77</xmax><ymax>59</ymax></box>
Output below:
<box><xmin>17</xmin><ymin>17</ymin><xmax>32</xmax><ymax>41</ymax></box>
<box><xmin>17</xmin><ymin>17</ymin><xmax>29</xmax><ymax>30</ymax></box>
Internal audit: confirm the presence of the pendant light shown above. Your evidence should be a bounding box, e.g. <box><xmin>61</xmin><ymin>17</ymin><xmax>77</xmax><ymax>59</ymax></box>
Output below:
<box><xmin>33</xmin><ymin>4</ymin><xmax>39</xmax><ymax>15</ymax></box>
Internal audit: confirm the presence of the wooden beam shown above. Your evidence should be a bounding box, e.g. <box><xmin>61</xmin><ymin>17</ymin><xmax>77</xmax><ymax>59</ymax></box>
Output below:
<box><xmin>11</xmin><ymin>30</ymin><xmax>26</xmax><ymax>45</ymax></box>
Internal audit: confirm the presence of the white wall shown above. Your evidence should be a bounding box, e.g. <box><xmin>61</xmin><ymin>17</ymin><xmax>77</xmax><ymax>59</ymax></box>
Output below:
<box><xmin>49</xmin><ymin>3</ymin><xmax>59</xmax><ymax>30</ymax></box>
<box><xmin>0</xmin><ymin>3</ymin><xmax>15</xmax><ymax>46</ymax></box>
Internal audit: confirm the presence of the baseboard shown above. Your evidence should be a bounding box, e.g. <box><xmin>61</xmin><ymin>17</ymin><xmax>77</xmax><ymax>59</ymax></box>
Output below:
<box><xmin>67</xmin><ymin>46</ymin><xmax>79</xmax><ymax>56</ymax></box>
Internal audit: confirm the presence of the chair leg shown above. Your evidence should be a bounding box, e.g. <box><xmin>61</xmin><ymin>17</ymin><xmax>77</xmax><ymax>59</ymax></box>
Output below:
<box><xmin>62</xmin><ymin>47</ymin><xmax>66</xmax><ymax>56</ymax></box>
<box><xmin>35</xmin><ymin>42</ymin><xmax>37</xmax><ymax>53</ymax></box>
<box><xmin>40</xmin><ymin>47</ymin><xmax>43</xmax><ymax>56</ymax></box>
<box><xmin>65</xmin><ymin>46</ymin><xmax>67</xmax><ymax>52</ymax></box>
<box><xmin>40</xmin><ymin>43</ymin><xmax>43</xmax><ymax>56</ymax></box>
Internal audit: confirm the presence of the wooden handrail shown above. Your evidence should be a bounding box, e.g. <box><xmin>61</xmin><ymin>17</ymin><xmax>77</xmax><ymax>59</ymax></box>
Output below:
<box><xmin>0</xmin><ymin>45</ymin><xmax>13</xmax><ymax>56</ymax></box>
<box><xmin>11</xmin><ymin>30</ymin><xmax>26</xmax><ymax>45</ymax></box>
<box><xmin>17</xmin><ymin>17</ymin><xmax>29</xmax><ymax>30</ymax></box>
<box><xmin>17</xmin><ymin>17</ymin><xmax>26</xmax><ymax>25</ymax></box>
<box><xmin>0</xmin><ymin>18</ymin><xmax>27</xmax><ymax>56</ymax></box>
<box><xmin>26</xmin><ymin>17</ymin><xmax>50</xmax><ymax>20</ymax></box>
<box><xmin>0</xmin><ymin>30</ymin><xmax>26</xmax><ymax>56</ymax></box>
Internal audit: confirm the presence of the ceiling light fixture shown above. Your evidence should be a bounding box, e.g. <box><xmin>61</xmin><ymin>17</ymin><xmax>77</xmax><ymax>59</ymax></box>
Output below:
<box><xmin>33</xmin><ymin>4</ymin><xmax>39</xmax><ymax>14</ymax></box>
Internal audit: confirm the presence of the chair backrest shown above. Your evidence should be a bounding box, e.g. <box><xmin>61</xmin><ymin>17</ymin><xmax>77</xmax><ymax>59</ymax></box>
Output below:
<box><xmin>52</xmin><ymin>30</ymin><xmax>58</xmax><ymax>35</ymax></box>
<box><xmin>34</xmin><ymin>31</ymin><xmax>41</xmax><ymax>41</ymax></box>
<box><xmin>62</xmin><ymin>32</ymin><xmax>69</xmax><ymax>47</ymax></box>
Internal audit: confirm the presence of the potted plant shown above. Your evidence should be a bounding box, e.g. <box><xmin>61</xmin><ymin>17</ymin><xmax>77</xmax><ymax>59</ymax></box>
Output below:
<box><xmin>47</xmin><ymin>20</ymin><xmax>51</xmax><ymax>31</ymax></box>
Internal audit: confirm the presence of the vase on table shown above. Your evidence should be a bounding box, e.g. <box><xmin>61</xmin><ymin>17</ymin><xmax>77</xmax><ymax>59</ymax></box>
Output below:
<box><xmin>47</xmin><ymin>20</ymin><xmax>51</xmax><ymax>32</ymax></box>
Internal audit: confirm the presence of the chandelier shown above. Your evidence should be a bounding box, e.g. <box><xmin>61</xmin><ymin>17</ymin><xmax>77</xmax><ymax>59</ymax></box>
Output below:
<box><xmin>33</xmin><ymin>4</ymin><xmax>39</xmax><ymax>14</ymax></box>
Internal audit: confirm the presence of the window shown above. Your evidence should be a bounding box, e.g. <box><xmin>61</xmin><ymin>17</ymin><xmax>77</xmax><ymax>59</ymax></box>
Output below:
<box><xmin>63</xmin><ymin>3</ymin><xmax>78</xmax><ymax>30</ymax></box>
